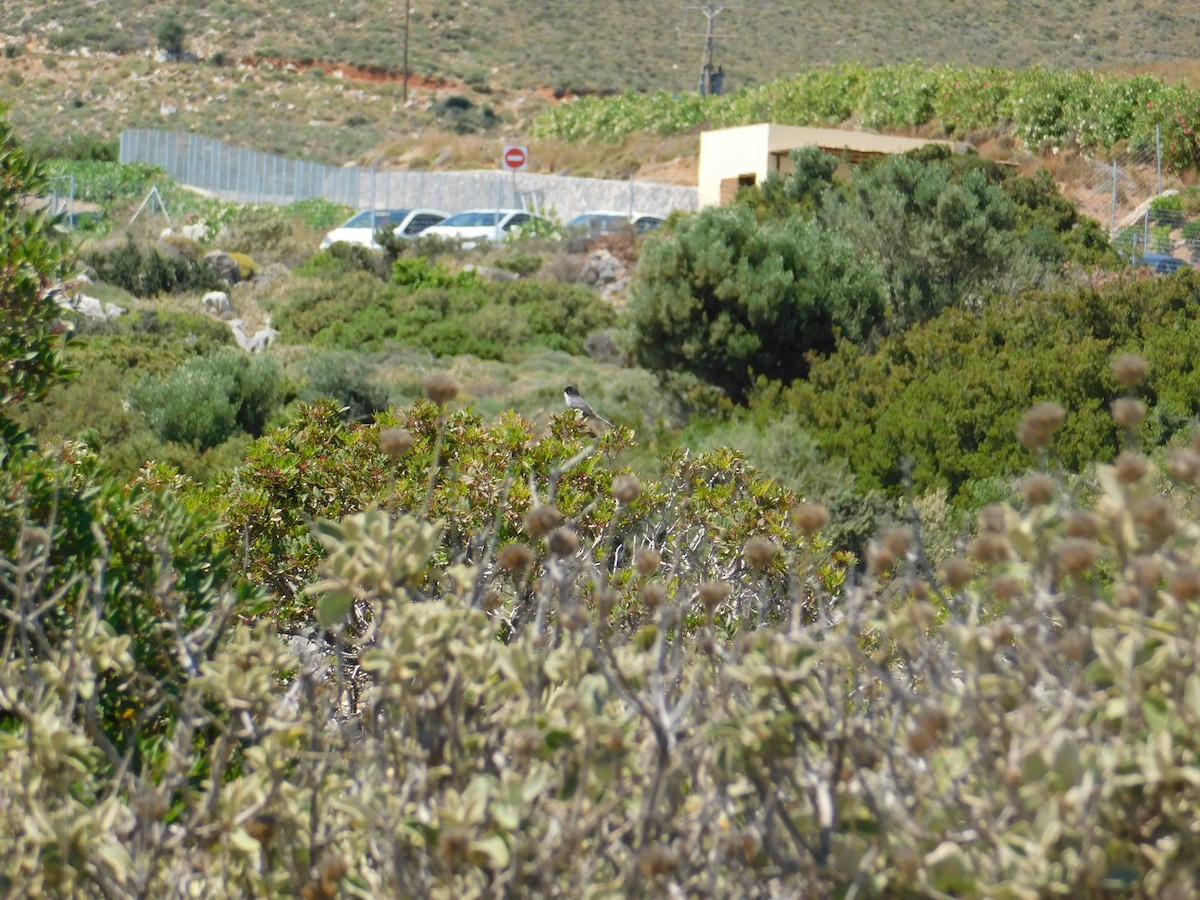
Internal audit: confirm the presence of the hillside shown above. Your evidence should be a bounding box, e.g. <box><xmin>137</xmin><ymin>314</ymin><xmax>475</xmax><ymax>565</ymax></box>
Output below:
<box><xmin>6</xmin><ymin>0</ymin><xmax>1200</xmax><ymax>97</ymax></box>
<box><xmin>6</xmin><ymin>0</ymin><xmax>1200</xmax><ymax>182</ymax></box>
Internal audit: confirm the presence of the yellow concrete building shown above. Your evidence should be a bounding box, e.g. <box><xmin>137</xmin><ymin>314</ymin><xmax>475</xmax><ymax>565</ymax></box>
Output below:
<box><xmin>698</xmin><ymin>123</ymin><xmax>958</xmax><ymax>207</ymax></box>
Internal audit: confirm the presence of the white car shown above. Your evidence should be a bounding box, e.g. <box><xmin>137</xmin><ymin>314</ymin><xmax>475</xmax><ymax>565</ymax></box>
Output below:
<box><xmin>320</xmin><ymin>208</ymin><xmax>448</xmax><ymax>249</ymax></box>
<box><xmin>566</xmin><ymin>211</ymin><xmax>666</xmax><ymax>236</ymax></box>
<box><xmin>420</xmin><ymin>209</ymin><xmax>551</xmax><ymax>248</ymax></box>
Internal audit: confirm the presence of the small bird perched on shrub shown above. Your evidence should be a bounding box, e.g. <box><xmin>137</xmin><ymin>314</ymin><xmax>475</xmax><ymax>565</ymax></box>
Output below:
<box><xmin>564</xmin><ymin>385</ymin><xmax>611</xmax><ymax>429</ymax></box>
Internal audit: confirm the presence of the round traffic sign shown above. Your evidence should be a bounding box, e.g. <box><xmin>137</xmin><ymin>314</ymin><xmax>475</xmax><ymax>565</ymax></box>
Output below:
<box><xmin>503</xmin><ymin>145</ymin><xmax>528</xmax><ymax>170</ymax></box>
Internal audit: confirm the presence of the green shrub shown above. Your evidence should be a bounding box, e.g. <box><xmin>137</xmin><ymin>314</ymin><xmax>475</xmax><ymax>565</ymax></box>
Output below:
<box><xmin>296</xmin><ymin>351</ymin><xmax>390</xmax><ymax>423</ymax></box>
<box><xmin>0</xmin><ymin>107</ymin><xmax>71</xmax><ymax>424</ymax></box>
<box><xmin>632</xmin><ymin>150</ymin><xmax>1113</xmax><ymax>401</ymax></box>
<box><xmin>0</xmin><ymin>443</ymin><xmax>249</xmax><ymax>754</ymax></box>
<box><xmin>298</xmin><ymin>242</ymin><xmax>384</xmax><ymax>278</ymax></box>
<box><xmin>83</xmin><ymin>238</ymin><xmax>222</xmax><ymax>298</ymax></box>
<box><xmin>156</xmin><ymin>12</ymin><xmax>186</xmax><ymax>59</ymax></box>
<box><xmin>283</xmin><ymin>197</ymin><xmax>353</xmax><ymax>230</ymax></box>
<box><xmin>630</xmin><ymin>203</ymin><xmax>886</xmax><ymax>400</ymax></box>
<box><xmin>767</xmin><ymin>271</ymin><xmax>1200</xmax><ymax>496</ymax></box>
<box><xmin>127</xmin><ymin>348</ymin><xmax>283</xmax><ymax>450</ymax></box>
<box><xmin>276</xmin><ymin>269</ymin><xmax>615</xmax><ymax>359</ymax></box>
<box><xmin>494</xmin><ymin>250</ymin><xmax>544</xmax><ymax>277</ymax></box>
<box><xmin>391</xmin><ymin>255</ymin><xmax>482</xmax><ymax>290</ymax></box>
<box><xmin>194</xmin><ymin>399</ymin><xmax>846</xmax><ymax>622</ymax></box>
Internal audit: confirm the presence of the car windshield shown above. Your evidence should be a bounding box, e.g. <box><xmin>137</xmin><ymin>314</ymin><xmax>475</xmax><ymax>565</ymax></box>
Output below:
<box><xmin>343</xmin><ymin>210</ymin><xmax>411</xmax><ymax>229</ymax></box>
<box><xmin>440</xmin><ymin>212</ymin><xmax>501</xmax><ymax>227</ymax></box>
<box><xmin>568</xmin><ymin>214</ymin><xmax>627</xmax><ymax>229</ymax></box>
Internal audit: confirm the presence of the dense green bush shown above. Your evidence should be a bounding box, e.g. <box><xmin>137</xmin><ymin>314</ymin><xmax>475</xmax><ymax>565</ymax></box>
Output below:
<box><xmin>276</xmin><ymin>269</ymin><xmax>616</xmax><ymax>359</ymax></box>
<box><xmin>83</xmin><ymin>238</ymin><xmax>222</xmax><ymax>297</ymax></box>
<box><xmin>631</xmin><ymin>149</ymin><xmax>1113</xmax><ymax>400</ymax></box>
<box><xmin>127</xmin><ymin>348</ymin><xmax>283</xmax><ymax>450</ymax></box>
<box><xmin>629</xmin><ymin>203</ymin><xmax>884</xmax><ymax>400</ymax></box>
<box><xmin>14</xmin><ymin>309</ymin><xmax>235</xmax><ymax>473</ymax></box>
<box><xmin>0</xmin><ymin>109</ymin><xmax>71</xmax><ymax>424</ymax></box>
<box><xmin>296</xmin><ymin>350</ymin><xmax>390</xmax><ymax>423</ymax></box>
<box><xmin>193</xmin><ymin>398</ymin><xmax>845</xmax><ymax>624</ymax></box>
<box><xmin>763</xmin><ymin>271</ymin><xmax>1200</xmax><ymax>496</ymax></box>
<box><xmin>0</xmin><ymin>443</ymin><xmax>248</xmax><ymax>753</ymax></box>
<box><xmin>155</xmin><ymin>11</ymin><xmax>186</xmax><ymax>59</ymax></box>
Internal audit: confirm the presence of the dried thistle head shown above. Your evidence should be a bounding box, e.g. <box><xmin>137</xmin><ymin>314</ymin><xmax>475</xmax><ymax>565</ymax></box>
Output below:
<box><xmin>611</xmin><ymin>473</ymin><xmax>642</xmax><ymax>504</ymax></box>
<box><xmin>1017</xmin><ymin>402</ymin><xmax>1065</xmax><ymax>451</ymax></box>
<box><xmin>512</xmin><ymin>727</ymin><xmax>543</xmax><ymax>763</ymax></box>
<box><xmin>698</xmin><ymin>580</ymin><xmax>731</xmax><ymax>612</ymax></box>
<box><xmin>988</xmin><ymin>574</ymin><xmax>1025</xmax><ymax>601</ymax></box>
<box><xmin>939</xmin><ymin>556</ymin><xmax>973</xmax><ymax>590</ymax></box>
<box><xmin>1056</xmin><ymin>538</ymin><xmax>1099</xmax><ymax>576</ymax></box>
<box><xmin>1114</xmin><ymin>451</ymin><xmax>1149</xmax><ymax>484</ymax></box>
<box><xmin>1111</xmin><ymin>353</ymin><xmax>1149</xmax><ymax>389</ymax></box>
<box><xmin>641</xmin><ymin>582</ymin><xmax>666</xmax><ymax>609</ymax></box>
<box><xmin>791</xmin><ymin>502</ymin><xmax>830</xmax><ymax>536</ymax></box>
<box><xmin>423</xmin><ymin>373</ymin><xmax>458</xmax><ymax>406</ymax></box>
<box><xmin>1020</xmin><ymin>473</ymin><xmax>1056</xmax><ymax>506</ymax></box>
<box><xmin>969</xmin><ymin>533</ymin><xmax>1013</xmax><ymax>566</ymax></box>
<box><xmin>742</xmin><ymin>536</ymin><xmax>779</xmax><ymax>571</ymax></box>
<box><xmin>497</xmin><ymin>542</ymin><xmax>534</xmax><ymax>574</ymax></box>
<box><xmin>637</xmin><ymin>845</ymin><xmax>680</xmax><ymax>878</ymax></box>
<box><xmin>1111</xmin><ymin>398</ymin><xmax>1146</xmax><ymax>431</ymax></box>
<box><xmin>439</xmin><ymin>828</ymin><xmax>471</xmax><ymax>865</ymax></box>
<box><xmin>594</xmin><ymin>587</ymin><xmax>620</xmax><ymax>618</ymax></box>
<box><xmin>634</xmin><ymin>547</ymin><xmax>661</xmax><ymax>576</ymax></box>
<box><xmin>378</xmin><ymin>427</ymin><xmax>415</xmax><ymax>459</ymax></box>
<box><xmin>1133</xmin><ymin>496</ymin><xmax>1176</xmax><ymax>542</ymax></box>
<box><xmin>1168</xmin><ymin>566</ymin><xmax>1200</xmax><ymax>601</ymax></box>
<box><xmin>1127</xmin><ymin>555</ymin><xmax>1164</xmax><ymax>588</ymax></box>
<box><xmin>977</xmin><ymin>504</ymin><xmax>1010</xmax><ymax>534</ymax></box>
<box><xmin>867</xmin><ymin>541</ymin><xmax>896</xmax><ymax>576</ymax></box>
<box><xmin>881</xmin><ymin>527</ymin><xmax>912</xmax><ymax>558</ymax></box>
<box><xmin>1167</xmin><ymin>447</ymin><xmax>1200</xmax><ymax>484</ymax></box>
<box><xmin>524</xmin><ymin>504</ymin><xmax>564</xmax><ymax>537</ymax></box>
<box><xmin>547</xmin><ymin>527</ymin><xmax>580</xmax><ymax>557</ymax></box>
<box><xmin>1065</xmin><ymin>510</ymin><xmax>1101</xmax><ymax>539</ymax></box>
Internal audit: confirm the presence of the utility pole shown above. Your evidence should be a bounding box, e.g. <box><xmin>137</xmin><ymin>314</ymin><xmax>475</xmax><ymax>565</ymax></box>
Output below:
<box><xmin>684</xmin><ymin>3</ymin><xmax>739</xmax><ymax>95</ymax></box>
<box><xmin>402</xmin><ymin>0</ymin><xmax>411</xmax><ymax>102</ymax></box>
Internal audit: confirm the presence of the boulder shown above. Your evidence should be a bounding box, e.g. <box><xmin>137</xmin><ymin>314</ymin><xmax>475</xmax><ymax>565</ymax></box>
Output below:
<box><xmin>229</xmin><ymin>319</ymin><xmax>279</xmax><ymax>353</ymax></box>
<box><xmin>580</xmin><ymin>249</ymin><xmax>626</xmax><ymax>286</ymax></box>
<box><xmin>206</xmin><ymin>250</ymin><xmax>242</xmax><ymax>285</ymax></box>
<box><xmin>202</xmin><ymin>290</ymin><xmax>232</xmax><ymax>316</ymax></box>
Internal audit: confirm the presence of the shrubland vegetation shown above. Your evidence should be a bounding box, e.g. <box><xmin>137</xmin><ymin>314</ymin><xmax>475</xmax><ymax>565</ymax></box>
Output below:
<box><xmin>13</xmin><ymin>48</ymin><xmax>1200</xmax><ymax>892</ymax></box>
<box><xmin>536</xmin><ymin>63</ymin><xmax>1200</xmax><ymax>170</ymax></box>
<box><xmin>630</xmin><ymin>146</ymin><xmax>1114</xmax><ymax>401</ymax></box>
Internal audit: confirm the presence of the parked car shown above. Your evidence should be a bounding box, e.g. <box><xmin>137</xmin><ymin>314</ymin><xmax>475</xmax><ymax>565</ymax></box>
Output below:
<box><xmin>420</xmin><ymin>209</ymin><xmax>552</xmax><ymax>247</ymax></box>
<box><xmin>320</xmin><ymin>208</ymin><xmax>448</xmax><ymax>249</ymax></box>
<box><xmin>1135</xmin><ymin>252</ymin><xmax>1189</xmax><ymax>274</ymax></box>
<box><xmin>566</xmin><ymin>211</ymin><xmax>666</xmax><ymax>237</ymax></box>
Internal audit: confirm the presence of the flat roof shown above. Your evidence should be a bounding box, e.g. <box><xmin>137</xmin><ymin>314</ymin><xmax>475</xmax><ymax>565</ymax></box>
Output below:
<box><xmin>703</xmin><ymin>123</ymin><xmax>955</xmax><ymax>156</ymax></box>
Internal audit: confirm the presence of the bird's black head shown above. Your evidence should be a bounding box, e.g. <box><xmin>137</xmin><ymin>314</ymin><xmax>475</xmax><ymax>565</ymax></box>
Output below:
<box><xmin>563</xmin><ymin>385</ymin><xmax>579</xmax><ymax>397</ymax></box>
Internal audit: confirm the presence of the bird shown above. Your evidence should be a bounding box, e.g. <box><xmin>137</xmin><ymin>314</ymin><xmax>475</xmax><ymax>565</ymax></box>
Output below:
<box><xmin>563</xmin><ymin>385</ymin><xmax>612</xmax><ymax>428</ymax></box>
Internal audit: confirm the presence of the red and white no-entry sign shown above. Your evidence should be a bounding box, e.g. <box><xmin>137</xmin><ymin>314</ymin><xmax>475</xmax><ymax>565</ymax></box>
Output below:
<box><xmin>502</xmin><ymin>145</ymin><xmax>529</xmax><ymax>171</ymax></box>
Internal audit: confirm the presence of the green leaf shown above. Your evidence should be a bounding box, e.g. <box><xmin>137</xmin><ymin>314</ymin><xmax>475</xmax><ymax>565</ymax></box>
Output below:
<box><xmin>469</xmin><ymin>835</ymin><xmax>510</xmax><ymax>869</ymax></box>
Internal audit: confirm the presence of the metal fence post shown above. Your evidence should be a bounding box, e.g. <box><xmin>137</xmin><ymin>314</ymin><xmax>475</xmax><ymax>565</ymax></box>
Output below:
<box><xmin>1111</xmin><ymin>159</ymin><xmax>1119</xmax><ymax>235</ymax></box>
<box><xmin>1157</xmin><ymin>124</ymin><xmax>1163</xmax><ymax>196</ymax></box>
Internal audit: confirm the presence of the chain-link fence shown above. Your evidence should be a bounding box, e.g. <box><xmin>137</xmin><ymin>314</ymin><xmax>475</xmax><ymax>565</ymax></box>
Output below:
<box><xmin>119</xmin><ymin>129</ymin><xmax>698</xmax><ymax>223</ymax></box>
<box><xmin>1064</xmin><ymin>128</ymin><xmax>1200</xmax><ymax>264</ymax></box>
